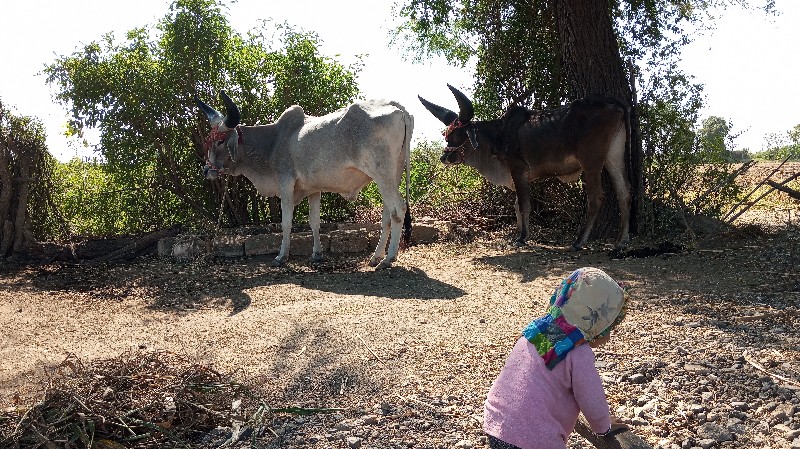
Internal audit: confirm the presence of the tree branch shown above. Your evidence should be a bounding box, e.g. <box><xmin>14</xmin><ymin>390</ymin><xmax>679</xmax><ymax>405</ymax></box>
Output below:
<box><xmin>723</xmin><ymin>156</ymin><xmax>790</xmax><ymax>222</ymax></box>
<box><xmin>726</xmin><ymin>171</ymin><xmax>800</xmax><ymax>224</ymax></box>
<box><xmin>766</xmin><ymin>179</ymin><xmax>800</xmax><ymax>200</ymax></box>
<box><xmin>87</xmin><ymin>226</ymin><xmax>182</xmax><ymax>264</ymax></box>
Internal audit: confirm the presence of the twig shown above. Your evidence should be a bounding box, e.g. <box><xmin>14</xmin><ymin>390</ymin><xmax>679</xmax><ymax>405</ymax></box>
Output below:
<box><xmin>766</xmin><ymin>180</ymin><xmax>800</xmax><ymax>200</ymax></box>
<box><xmin>127</xmin><ymin>417</ymin><xmax>190</xmax><ymax>448</ymax></box>
<box><xmin>667</xmin><ymin>183</ymin><xmax>696</xmax><ymax>246</ymax></box>
<box><xmin>29</xmin><ymin>424</ymin><xmax>59</xmax><ymax>449</ymax></box>
<box><xmin>71</xmin><ymin>394</ymin><xmax>94</xmax><ymax>414</ymax></box>
<box><xmin>575</xmin><ymin>415</ymin><xmax>653</xmax><ymax>449</ymax></box>
<box><xmin>723</xmin><ymin>156</ymin><xmax>791</xmax><ymax>222</ymax></box>
<box><xmin>743</xmin><ymin>352</ymin><xmax>800</xmax><ymax>388</ymax></box>
<box><xmin>726</xmin><ymin>171</ymin><xmax>800</xmax><ymax>224</ymax></box>
<box><xmin>12</xmin><ymin>384</ymin><xmax>51</xmax><ymax>442</ymax></box>
<box><xmin>114</xmin><ymin>416</ymin><xmax>139</xmax><ymax>437</ymax></box>
<box><xmin>182</xmin><ymin>400</ymin><xmax>230</xmax><ymax>419</ymax></box>
<box><xmin>736</xmin><ymin>309</ymin><xmax>800</xmax><ymax>322</ymax></box>
<box><xmin>689</xmin><ymin>160</ymin><xmax>756</xmax><ymax>209</ymax></box>
<box><xmin>355</xmin><ymin>333</ymin><xmax>385</xmax><ymax>365</ymax></box>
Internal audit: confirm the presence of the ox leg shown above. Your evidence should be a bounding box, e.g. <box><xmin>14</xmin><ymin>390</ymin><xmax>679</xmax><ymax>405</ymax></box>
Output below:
<box><xmin>274</xmin><ymin>195</ymin><xmax>295</xmax><ymax>266</ymax></box>
<box><xmin>370</xmin><ymin>188</ymin><xmax>404</xmax><ymax>270</ymax></box>
<box><xmin>368</xmin><ymin>207</ymin><xmax>391</xmax><ymax>268</ymax></box>
<box><xmin>308</xmin><ymin>192</ymin><xmax>324</xmax><ymax>262</ymax></box>
<box><xmin>605</xmin><ymin>154</ymin><xmax>632</xmax><ymax>248</ymax></box>
<box><xmin>511</xmin><ymin>169</ymin><xmax>531</xmax><ymax>247</ymax></box>
<box><xmin>572</xmin><ymin>170</ymin><xmax>604</xmax><ymax>250</ymax></box>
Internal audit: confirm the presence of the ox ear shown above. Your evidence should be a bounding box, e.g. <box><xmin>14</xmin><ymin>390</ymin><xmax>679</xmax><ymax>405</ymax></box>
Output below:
<box><xmin>447</xmin><ymin>84</ymin><xmax>474</xmax><ymax>123</ymax></box>
<box><xmin>418</xmin><ymin>95</ymin><xmax>458</xmax><ymax>126</ymax></box>
<box><xmin>219</xmin><ymin>90</ymin><xmax>240</xmax><ymax>129</ymax></box>
<box><xmin>228</xmin><ymin>139</ymin><xmax>238</xmax><ymax>162</ymax></box>
<box><xmin>194</xmin><ymin>94</ymin><xmax>224</xmax><ymax>128</ymax></box>
<box><xmin>467</xmin><ymin>127</ymin><xmax>478</xmax><ymax>150</ymax></box>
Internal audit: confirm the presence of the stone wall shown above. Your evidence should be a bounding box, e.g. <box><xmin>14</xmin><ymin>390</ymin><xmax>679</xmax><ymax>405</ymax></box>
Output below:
<box><xmin>159</xmin><ymin>219</ymin><xmax>453</xmax><ymax>261</ymax></box>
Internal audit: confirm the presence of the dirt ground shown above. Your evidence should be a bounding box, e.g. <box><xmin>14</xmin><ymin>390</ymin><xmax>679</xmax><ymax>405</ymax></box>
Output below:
<box><xmin>1</xmin><ymin>163</ymin><xmax>799</xmax><ymax>449</ymax></box>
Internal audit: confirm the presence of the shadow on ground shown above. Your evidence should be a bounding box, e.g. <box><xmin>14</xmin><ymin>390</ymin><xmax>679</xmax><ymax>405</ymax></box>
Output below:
<box><xmin>1</xmin><ymin>252</ymin><xmax>467</xmax><ymax>316</ymax></box>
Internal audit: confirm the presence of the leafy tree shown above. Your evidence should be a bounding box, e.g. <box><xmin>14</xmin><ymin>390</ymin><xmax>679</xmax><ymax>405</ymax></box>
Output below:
<box><xmin>697</xmin><ymin>116</ymin><xmax>731</xmax><ymax>155</ymax></box>
<box><xmin>44</xmin><ymin>0</ymin><xmax>361</xmax><ymax>234</ymax></box>
<box><xmin>756</xmin><ymin>124</ymin><xmax>800</xmax><ymax>161</ymax></box>
<box><xmin>394</xmin><ymin>0</ymin><xmax>775</xmax><ymax>237</ymax></box>
<box><xmin>0</xmin><ymin>99</ymin><xmax>61</xmax><ymax>258</ymax></box>
<box><xmin>790</xmin><ymin>124</ymin><xmax>800</xmax><ymax>145</ymax></box>
<box><xmin>52</xmin><ymin>157</ymin><xmax>145</xmax><ymax>236</ymax></box>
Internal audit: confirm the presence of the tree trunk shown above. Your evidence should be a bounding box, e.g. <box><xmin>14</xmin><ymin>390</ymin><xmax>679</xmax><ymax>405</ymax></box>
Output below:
<box><xmin>0</xmin><ymin>141</ymin><xmax>12</xmax><ymax>258</ymax></box>
<box><xmin>0</xmin><ymin>135</ymin><xmax>14</xmax><ymax>259</ymax></box>
<box><xmin>12</xmin><ymin>160</ymin><xmax>31</xmax><ymax>252</ymax></box>
<box><xmin>89</xmin><ymin>226</ymin><xmax>182</xmax><ymax>264</ymax></box>
<box><xmin>553</xmin><ymin>0</ymin><xmax>643</xmax><ymax>240</ymax></box>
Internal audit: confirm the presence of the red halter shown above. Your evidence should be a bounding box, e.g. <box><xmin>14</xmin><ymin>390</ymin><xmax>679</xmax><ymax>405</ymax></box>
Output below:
<box><xmin>442</xmin><ymin>119</ymin><xmax>471</xmax><ymax>163</ymax></box>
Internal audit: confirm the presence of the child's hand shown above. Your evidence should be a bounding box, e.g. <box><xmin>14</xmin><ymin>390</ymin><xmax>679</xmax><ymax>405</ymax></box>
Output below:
<box><xmin>608</xmin><ymin>415</ymin><xmax>630</xmax><ymax>434</ymax></box>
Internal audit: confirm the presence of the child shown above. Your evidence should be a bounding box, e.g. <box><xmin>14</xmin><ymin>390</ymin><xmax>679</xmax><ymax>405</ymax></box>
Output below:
<box><xmin>483</xmin><ymin>267</ymin><xmax>629</xmax><ymax>449</ymax></box>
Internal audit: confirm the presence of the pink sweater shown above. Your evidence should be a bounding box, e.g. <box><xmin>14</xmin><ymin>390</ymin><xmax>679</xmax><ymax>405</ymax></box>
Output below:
<box><xmin>483</xmin><ymin>337</ymin><xmax>611</xmax><ymax>449</ymax></box>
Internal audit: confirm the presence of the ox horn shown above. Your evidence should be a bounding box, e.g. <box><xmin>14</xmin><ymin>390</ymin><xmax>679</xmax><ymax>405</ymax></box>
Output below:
<box><xmin>220</xmin><ymin>90</ymin><xmax>240</xmax><ymax>129</ymax></box>
<box><xmin>447</xmin><ymin>84</ymin><xmax>474</xmax><ymax>123</ymax></box>
<box><xmin>195</xmin><ymin>94</ymin><xmax>224</xmax><ymax>127</ymax></box>
<box><xmin>417</xmin><ymin>95</ymin><xmax>458</xmax><ymax>126</ymax></box>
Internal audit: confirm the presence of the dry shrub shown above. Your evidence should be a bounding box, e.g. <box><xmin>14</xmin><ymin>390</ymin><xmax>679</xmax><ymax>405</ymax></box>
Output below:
<box><xmin>0</xmin><ymin>350</ymin><xmax>284</xmax><ymax>448</ymax></box>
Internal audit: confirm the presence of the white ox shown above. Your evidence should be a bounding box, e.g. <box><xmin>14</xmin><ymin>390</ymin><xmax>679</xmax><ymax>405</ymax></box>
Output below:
<box><xmin>196</xmin><ymin>90</ymin><xmax>414</xmax><ymax>269</ymax></box>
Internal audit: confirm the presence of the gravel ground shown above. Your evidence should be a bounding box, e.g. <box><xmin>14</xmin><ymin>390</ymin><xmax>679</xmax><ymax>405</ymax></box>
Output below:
<box><xmin>1</xmin><ymin>207</ymin><xmax>799</xmax><ymax>449</ymax></box>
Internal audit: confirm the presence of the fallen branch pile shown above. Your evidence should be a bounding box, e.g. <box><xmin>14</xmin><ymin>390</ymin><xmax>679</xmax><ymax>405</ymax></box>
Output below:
<box><xmin>0</xmin><ymin>350</ymin><xmax>332</xmax><ymax>448</ymax></box>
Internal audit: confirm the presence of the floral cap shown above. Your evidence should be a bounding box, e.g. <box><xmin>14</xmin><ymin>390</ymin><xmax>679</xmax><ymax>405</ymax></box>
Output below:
<box><xmin>522</xmin><ymin>267</ymin><xmax>626</xmax><ymax>370</ymax></box>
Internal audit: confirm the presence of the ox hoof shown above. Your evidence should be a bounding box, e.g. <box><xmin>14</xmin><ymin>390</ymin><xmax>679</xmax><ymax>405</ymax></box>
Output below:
<box><xmin>614</xmin><ymin>237</ymin><xmax>630</xmax><ymax>249</ymax></box>
<box><xmin>513</xmin><ymin>239</ymin><xmax>527</xmax><ymax>248</ymax></box>
<box><xmin>374</xmin><ymin>260</ymin><xmax>393</xmax><ymax>270</ymax></box>
<box><xmin>310</xmin><ymin>253</ymin><xmax>324</xmax><ymax>263</ymax></box>
<box><xmin>271</xmin><ymin>257</ymin><xmax>285</xmax><ymax>267</ymax></box>
<box><xmin>368</xmin><ymin>256</ymin><xmax>382</xmax><ymax>267</ymax></box>
<box><xmin>570</xmin><ymin>244</ymin><xmax>583</xmax><ymax>252</ymax></box>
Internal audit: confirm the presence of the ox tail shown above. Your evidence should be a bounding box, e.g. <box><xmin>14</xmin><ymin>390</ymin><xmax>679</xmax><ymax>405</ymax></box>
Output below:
<box><xmin>622</xmin><ymin>101</ymin><xmax>637</xmax><ymax>236</ymax></box>
<box><xmin>623</xmin><ymin>103</ymin><xmax>632</xmax><ymax>185</ymax></box>
<box><xmin>402</xmin><ymin>110</ymin><xmax>414</xmax><ymax>248</ymax></box>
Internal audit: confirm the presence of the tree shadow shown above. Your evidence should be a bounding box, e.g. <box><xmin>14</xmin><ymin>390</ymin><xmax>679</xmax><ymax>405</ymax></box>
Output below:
<box><xmin>5</xmin><ymin>253</ymin><xmax>465</xmax><ymax>316</ymax></box>
<box><xmin>276</xmin><ymin>266</ymin><xmax>465</xmax><ymax>299</ymax></box>
<box><xmin>242</xmin><ymin>320</ymin><xmax>479</xmax><ymax>448</ymax></box>
<box><xmin>473</xmin><ymin>244</ymin><xmax>587</xmax><ymax>283</ymax></box>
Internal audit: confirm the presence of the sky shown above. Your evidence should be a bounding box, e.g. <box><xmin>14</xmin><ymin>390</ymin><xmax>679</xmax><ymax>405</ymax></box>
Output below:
<box><xmin>0</xmin><ymin>0</ymin><xmax>798</xmax><ymax>162</ymax></box>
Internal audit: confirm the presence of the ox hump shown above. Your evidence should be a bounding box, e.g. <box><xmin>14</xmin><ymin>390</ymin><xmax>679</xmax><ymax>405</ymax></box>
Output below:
<box><xmin>357</xmin><ymin>99</ymin><xmax>405</xmax><ymax>119</ymax></box>
<box><xmin>276</xmin><ymin>105</ymin><xmax>306</xmax><ymax>131</ymax></box>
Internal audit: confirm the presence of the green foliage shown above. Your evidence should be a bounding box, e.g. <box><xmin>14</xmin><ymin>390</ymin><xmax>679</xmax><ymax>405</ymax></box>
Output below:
<box><xmin>43</xmin><ymin>0</ymin><xmax>361</xmax><ymax>235</ymax></box>
<box><xmin>406</xmin><ymin>139</ymin><xmax>486</xmax><ymax>210</ymax></box>
<box><xmin>0</xmin><ymin>100</ymin><xmax>63</xmax><ymax>245</ymax></box>
<box><xmin>639</xmin><ymin>84</ymin><xmax>743</xmax><ymax>219</ymax></box>
<box><xmin>53</xmin><ymin>158</ymin><xmax>115</xmax><ymax>236</ymax></box>
<box><xmin>697</xmin><ymin>116</ymin><xmax>731</xmax><ymax>155</ymax></box>
<box><xmin>753</xmin><ymin>124</ymin><xmax>800</xmax><ymax>161</ymax></box>
<box><xmin>393</xmin><ymin>0</ymin><xmax>565</xmax><ymax>118</ymax></box>
<box><xmin>52</xmin><ymin>157</ymin><xmax>186</xmax><ymax>237</ymax></box>
<box><xmin>394</xmin><ymin>0</ymin><xmax>772</xmax><ymax>235</ymax></box>
<box><xmin>391</xmin><ymin>1</ymin><xmax>741</xmax><ymax>116</ymax></box>
<box><xmin>755</xmin><ymin>145</ymin><xmax>800</xmax><ymax>162</ymax></box>
<box><xmin>340</xmin><ymin>139</ymin><xmax>489</xmax><ymax>223</ymax></box>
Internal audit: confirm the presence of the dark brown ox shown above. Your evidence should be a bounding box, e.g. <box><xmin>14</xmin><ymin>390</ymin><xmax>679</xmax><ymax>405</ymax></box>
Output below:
<box><xmin>418</xmin><ymin>84</ymin><xmax>631</xmax><ymax>250</ymax></box>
